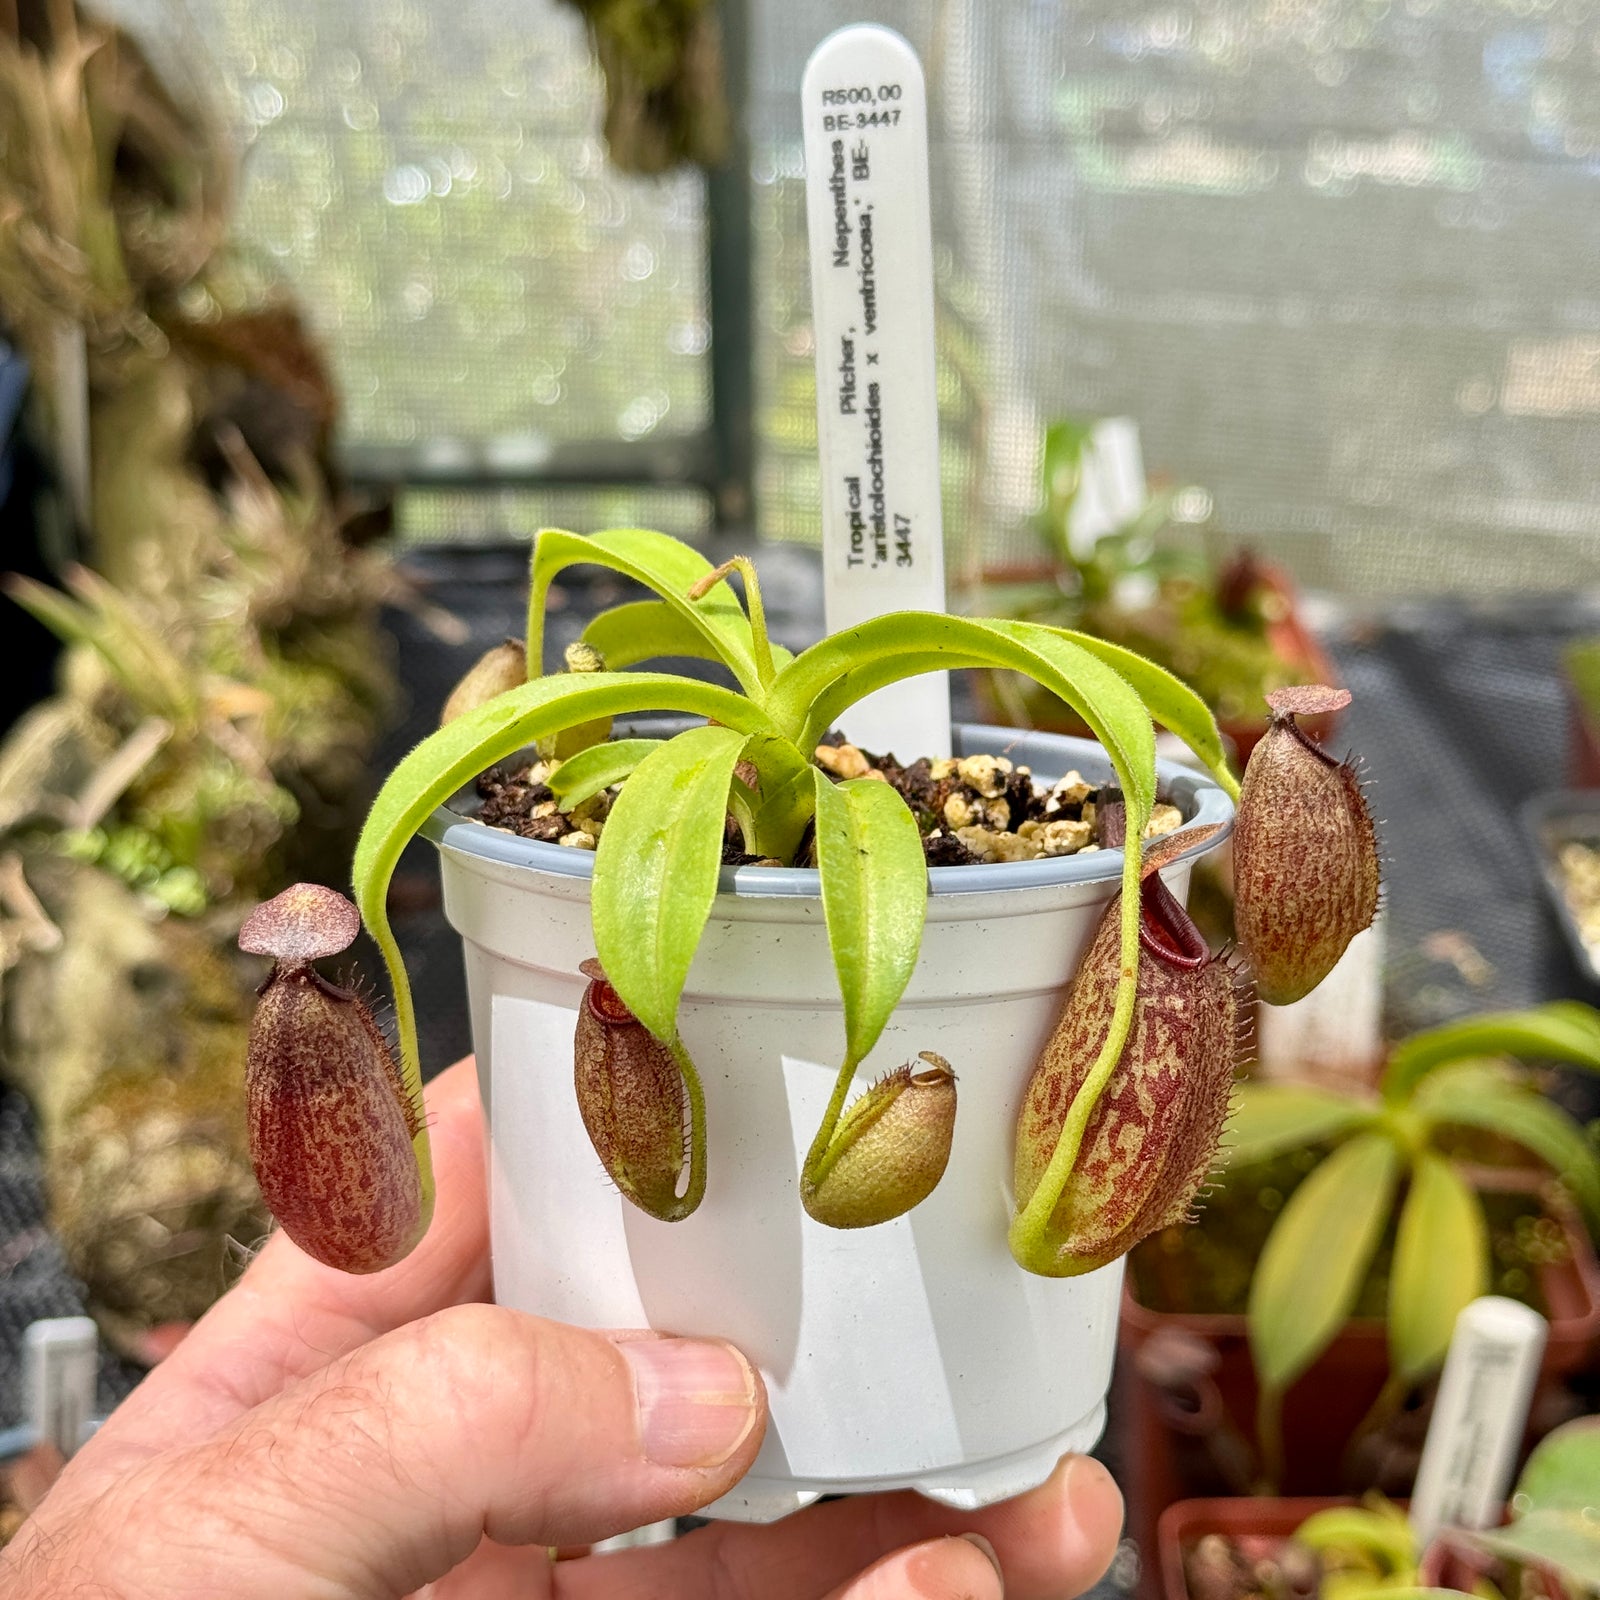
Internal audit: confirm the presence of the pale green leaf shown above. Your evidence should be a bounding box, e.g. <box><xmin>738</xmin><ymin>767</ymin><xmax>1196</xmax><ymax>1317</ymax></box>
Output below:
<box><xmin>1535</xmin><ymin>999</ymin><xmax>1600</xmax><ymax>1043</ymax></box>
<box><xmin>1388</xmin><ymin>1152</ymin><xmax>1488</xmax><ymax>1382</ymax></box>
<box><xmin>801</xmin><ymin>649</ymin><xmax>995</xmax><ymax>752</ymax></box>
<box><xmin>582</xmin><ymin>599</ymin><xmax>795</xmax><ymax>674</ymax></box>
<box><xmin>1384</xmin><ymin>1002</ymin><xmax>1600</xmax><ymax>1103</ymax></box>
<box><xmin>7</xmin><ymin>572</ymin><xmax>197</xmax><ymax>724</ymax></box>
<box><xmin>351</xmin><ymin>671</ymin><xmax>772</xmax><ymax>1166</ymax></box>
<box><xmin>812</xmin><ymin>769</ymin><xmax>929</xmax><ymax>1068</ymax></box>
<box><xmin>1226</xmin><ymin>1083</ymin><xmax>1379</xmax><ymax>1166</ymax></box>
<box><xmin>591</xmin><ymin>724</ymin><xmax>751</xmax><ymax>1040</ymax></box>
<box><xmin>547</xmin><ymin>738</ymin><xmax>661</xmax><ymax>811</ymax></box>
<box><xmin>1036</xmin><ymin>626</ymin><xmax>1237</xmax><ymax>796</ymax></box>
<box><xmin>1474</xmin><ymin>1517</ymin><xmax>1600</xmax><ymax>1589</ymax></box>
<box><xmin>1480</xmin><ymin>1419</ymin><xmax>1600</xmax><ymax>1586</ymax></box>
<box><xmin>1294</xmin><ymin>1502</ymin><xmax>1416</xmax><ymax>1568</ymax></box>
<box><xmin>739</xmin><ymin>733</ymin><xmax>816</xmax><ymax>863</ymax></box>
<box><xmin>1516</xmin><ymin>1417</ymin><xmax>1600</xmax><ymax>1512</ymax></box>
<box><xmin>1248</xmin><ymin>1131</ymin><xmax>1403</xmax><ymax>1392</ymax></box>
<box><xmin>1415</xmin><ymin>1067</ymin><xmax>1600</xmax><ymax>1224</ymax></box>
<box><xmin>582</xmin><ymin>600</ymin><xmax>727</xmax><ymax>670</ymax></box>
<box><xmin>1328</xmin><ymin>1591</ymin><xmax>1469</xmax><ymax>1600</ymax></box>
<box><xmin>773</xmin><ymin>612</ymin><xmax>1157</xmax><ymax>828</ymax></box>
<box><xmin>528</xmin><ymin>530</ymin><xmax>768</xmax><ymax>696</ymax></box>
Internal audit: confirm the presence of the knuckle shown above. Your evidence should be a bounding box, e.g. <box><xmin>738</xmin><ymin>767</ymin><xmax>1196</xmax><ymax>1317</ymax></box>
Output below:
<box><xmin>387</xmin><ymin>1303</ymin><xmax>552</xmax><ymax>1445</ymax></box>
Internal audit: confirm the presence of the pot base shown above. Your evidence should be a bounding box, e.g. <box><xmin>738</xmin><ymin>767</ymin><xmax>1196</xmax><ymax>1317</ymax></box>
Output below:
<box><xmin>700</xmin><ymin>1401</ymin><xmax>1107</xmax><ymax>1522</ymax></box>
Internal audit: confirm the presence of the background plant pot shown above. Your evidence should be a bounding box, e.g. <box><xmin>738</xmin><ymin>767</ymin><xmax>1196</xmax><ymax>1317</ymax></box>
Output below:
<box><xmin>1156</xmin><ymin>1496</ymin><xmax>1346</xmax><ymax>1600</ymax></box>
<box><xmin>1521</xmin><ymin>790</ymin><xmax>1600</xmax><ymax>986</ymax></box>
<box><xmin>422</xmin><ymin>724</ymin><xmax>1233</xmax><ymax>1523</ymax></box>
<box><xmin>1119</xmin><ymin>1173</ymin><xmax>1600</xmax><ymax>1580</ymax></box>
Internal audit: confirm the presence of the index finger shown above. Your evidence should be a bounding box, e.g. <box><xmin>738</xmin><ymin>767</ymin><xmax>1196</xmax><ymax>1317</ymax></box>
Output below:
<box><xmin>89</xmin><ymin>1055</ymin><xmax>492</xmax><ymax>1458</ymax></box>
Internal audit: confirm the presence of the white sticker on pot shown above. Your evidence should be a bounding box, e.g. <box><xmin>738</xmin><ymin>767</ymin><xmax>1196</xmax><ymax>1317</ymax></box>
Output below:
<box><xmin>771</xmin><ymin>1053</ymin><xmax>965</xmax><ymax>1476</ymax></box>
<box><xmin>24</xmin><ymin>1317</ymin><xmax>97</xmax><ymax>1458</ymax></box>
<box><xmin>489</xmin><ymin>993</ymin><xmax>649</xmax><ymax>1328</ymax></box>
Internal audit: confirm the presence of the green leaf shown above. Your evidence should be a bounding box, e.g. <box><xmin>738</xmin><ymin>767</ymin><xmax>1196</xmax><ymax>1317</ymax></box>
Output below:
<box><xmin>1294</xmin><ymin>1502</ymin><xmax>1416</xmax><ymax>1568</ymax></box>
<box><xmin>1248</xmin><ymin>1131</ymin><xmax>1403</xmax><ymax>1393</ymax></box>
<box><xmin>351</xmin><ymin>670</ymin><xmax>773</xmax><ymax>1179</ymax></box>
<box><xmin>739</xmin><ymin>733</ymin><xmax>816</xmax><ymax>863</ymax></box>
<box><xmin>1516</xmin><ymin>1417</ymin><xmax>1600</xmax><ymax>1512</ymax></box>
<box><xmin>1384</xmin><ymin>1002</ymin><xmax>1600</xmax><ymax>1103</ymax></box>
<box><xmin>547</xmin><ymin>738</ymin><xmax>661</xmax><ymax>811</ymax></box>
<box><xmin>1227</xmin><ymin>1083</ymin><xmax>1379</xmax><ymax>1166</ymax></box>
<box><xmin>1036</xmin><ymin>626</ymin><xmax>1237</xmax><ymax>797</ymax></box>
<box><xmin>1388</xmin><ymin>1152</ymin><xmax>1488</xmax><ymax>1382</ymax></box>
<box><xmin>7</xmin><ymin>572</ymin><xmax>197</xmax><ymax>725</ymax></box>
<box><xmin>1324</xmin><ymin>1591</ymin><xmax>1468</xmax><ymax>1600</ymax></box>
<box><xmin>528</xmin><ymin>530</ymin><xmax>770</xmax><ymax>697</ymax></box>
<box><xmin>1536</xmin><ymin>999</ymin><xmax>1600</xmax><ymax>1040</ymax></box>
<box><xmin>812</xmin><ymin>770</ymin><xmax>929</xmax><ymax>1069</ymax></box>
<box><xmin>591</xmin><ymin>724</ymin><xmax>751</xmax><ymax>1040</ymax></box>
<box><xmin>582</xmin><ymin>599</ymin><xmax>795</xmax><ymax>674</ymax></box>
<box><xmin>772</xmin><ymin>612</ymin><xmax>1157</xmax><ymax>828</ymax></box>
<box><xmin>801</xmin><ymin>649</ymin><xmax>996</xmax><ymax>752</ymax></box>
<box><xmin>1483</xmin><ymin>1421</ymin><xmax>1600</xmax><ymax>1585</ymax></box>
<box><xmin>1474</xmin><ymin>1517</ymin><xmax>1600</xmax><ymax>1590</ymax></box>
<box><xmin>1042</xmin><ymin>417</ymin><xmax>1093</xmax><ymax>503</ymax></box>
<box><xmin>1414</xmin><ymin>1066</ymin><xmax>1600</xmax><ymax>1225</ymax></box>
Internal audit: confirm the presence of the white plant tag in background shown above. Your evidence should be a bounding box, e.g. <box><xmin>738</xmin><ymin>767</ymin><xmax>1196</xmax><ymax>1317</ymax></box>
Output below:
<box><xmin>1067</xmin><ymin>418</ymin><xmax>1147</xmax><ymax>558</ymax></box>
<box><xmin>24</xmin><ymin>1316</ymin><xmax>97</xmax><ymax>1457</ymax></box>
<box><xmin>1408</xmin><ymin>1295</ymin><xmax>1548</xmax><ymax>1548</ymax></box>
<box><xmin>802</xmin><ymin>24</ymin><xmax>950</xmax><ymax>760</ymax></box>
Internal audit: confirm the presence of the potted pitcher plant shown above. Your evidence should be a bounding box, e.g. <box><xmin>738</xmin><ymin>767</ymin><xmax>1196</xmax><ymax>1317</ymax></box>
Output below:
<box><xmin>237</xmin><ymin>529</ymin><xmax>1377</xmax><ymax>1519</ymax></box>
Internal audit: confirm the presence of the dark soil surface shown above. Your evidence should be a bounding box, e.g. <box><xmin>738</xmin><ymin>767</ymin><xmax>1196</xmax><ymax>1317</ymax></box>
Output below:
<box><xmin>474</xmin><ymin>735</ymin><xmax>1186</xmax><ymax>869</ymax></box>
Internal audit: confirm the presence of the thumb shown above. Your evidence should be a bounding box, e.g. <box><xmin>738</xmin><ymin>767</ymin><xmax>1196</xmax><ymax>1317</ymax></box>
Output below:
<box><xmin>87</xmin><ymin>1304</ymin><xmax>764</xmax><ymax>1599</ymax></box>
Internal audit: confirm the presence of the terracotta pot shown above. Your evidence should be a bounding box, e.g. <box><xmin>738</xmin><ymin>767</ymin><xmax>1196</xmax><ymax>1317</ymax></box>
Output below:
<box><xmin>1117</xmin><ymin>1173</ymin><xmax>1600</xmax><ymax>1586</ymax></box>
<box><xmin>1156</xmin><ymin>1496</ymin><xmax>1346</xmax><ymax>1600</ymax></box>
<box><xmin>972</xmin><ymin>561</ymin><xmax>1338</xmax><ymax>765</ymax></box>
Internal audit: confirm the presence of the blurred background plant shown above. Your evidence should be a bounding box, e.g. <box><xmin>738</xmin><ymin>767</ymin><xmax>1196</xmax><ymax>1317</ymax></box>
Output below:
<box><xmin>1181</xmin><ymin>1423</ymin><xmax>1600</xmax><ymax>1600</ymax></box>
<box><xmin>557</xmin><ymin>0</ymin><xmax>729</xmax><ymax>175</ymax></box>
<box><xmin>0</xmin><ymin>1</ymin><xmax>396</xmax><ymax>1359</ymax></box>
<box><xmin>1214</xmin><ymin>1002</ymin><xmax>1600</xmax><ymax>1487</ymax></box>
<box><xmin>974</xmin><ymin>420</ymin><xmax>1337</xmax><ymax>762</ymax></box>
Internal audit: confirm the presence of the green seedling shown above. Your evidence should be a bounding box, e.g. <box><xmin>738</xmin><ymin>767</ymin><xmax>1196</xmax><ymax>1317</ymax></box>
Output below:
<box><xmin>1231</xmin><ymin>1000</ymin><xmax>1600</xmax><ymax>1485</ymax></box>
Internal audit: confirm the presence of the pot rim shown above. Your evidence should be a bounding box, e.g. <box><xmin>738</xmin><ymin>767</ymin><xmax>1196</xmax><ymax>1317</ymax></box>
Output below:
<box><xmin>421</xmin><ymin>721</ymin><xmax>1235</xmax><ymax>900</ymax></box>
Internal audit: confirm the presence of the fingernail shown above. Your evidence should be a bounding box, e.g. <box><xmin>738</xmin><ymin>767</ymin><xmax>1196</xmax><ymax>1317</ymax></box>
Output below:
<box><xmin>622</xmin><ymin>1337</ymin><xmax>760</xmax><ymax>1468</ymax></box>
<box><xmin>961</xmin><ymin>1533</ymin><xmax>1005</xmax><ymax>1589</ymax></box>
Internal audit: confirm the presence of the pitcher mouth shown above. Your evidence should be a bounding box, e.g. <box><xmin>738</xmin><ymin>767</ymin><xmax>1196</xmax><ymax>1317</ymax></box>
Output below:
<box><xmin>422</xmin><ymin>723</ymin><xmax>1235</xmax><ymax>901</ymax></box>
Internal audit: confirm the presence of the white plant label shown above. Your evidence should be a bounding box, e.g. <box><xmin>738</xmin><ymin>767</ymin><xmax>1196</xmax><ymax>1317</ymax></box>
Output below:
<box><xmin>24</xmin><ymin>1316</ymin><xmax>98</xmax><ymax>1457</ymax></box>
<box><xmin>1409</xmin><ymin>1295</ymin><xmax>1547</xmax><ymax>1547</ymax></box>
<box><xmin>802</xmin><ymin>24</ymin><xmax>950</xmax><ymax>760</ymax></box>
<box><xmin>1066</xmin><ymin>418</ymin><xmax>1147</xmax><ymax>558</ymax></box>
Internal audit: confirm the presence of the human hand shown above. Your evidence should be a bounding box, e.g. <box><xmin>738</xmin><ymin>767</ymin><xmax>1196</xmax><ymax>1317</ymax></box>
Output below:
<box><xmin>0</xmin><ymin>1057</ymin><xmax>1124</xmax><ymax>1598</ymax></box>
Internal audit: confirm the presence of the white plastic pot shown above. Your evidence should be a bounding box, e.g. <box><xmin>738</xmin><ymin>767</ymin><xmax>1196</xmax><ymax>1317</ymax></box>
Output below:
<box><xmin>423</xmin><ymin>724</ymin><xmax>1233</xmax><ymax>1522</ymax></box>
